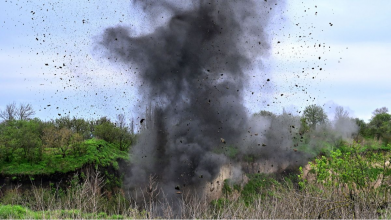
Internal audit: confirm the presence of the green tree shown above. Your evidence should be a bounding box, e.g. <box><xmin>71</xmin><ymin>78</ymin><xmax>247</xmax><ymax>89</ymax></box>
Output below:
<box><xmin>0</xmin><ymin>120</ymin><xmax>20</xmax><ymax>162</ymax></box>
<box><xmin>302</xmin><ymin>104</ymin><xmax>328</xmax><ymax>129</ymax></box>
<box><xmin>254</xmin><ymin>110</ymin><xmax>277</xmax><ymax>118</ymax></box>
<box><xmin>54</xmin><ymin>116</ymin><xmax>73</xmax><ymax>129</ymax></box>
<box><xmin>71</xmin><ymin>117</ymin><xmax>91</xmax><ymax>139</ymax></box>
<box><xmin>372</xmin><ymin>107</ymin><xmax>388</xmax><ymax>116</ymax></box>
<box><xmin>70</xmin><ymin>132</ymin><xmax>85</xmax><ymax>155</ymax></box>
<box><xmin>299</xmin><ymin>117</ymin><xmax>310</xmax><ymax>135</ymax></box>
<box><xmin>0</xmin><ymin>119</ymin><xmax>42</xmax><ymax>163</ymax></box>
<box><xmin>354</xmin><ymin>118</ymin><xmax>369</xmax><ymax>140</ymax></box>
<box><xmin>93</xmin><ymin>120</ymin><xmax>118</xmax><ymax>144</ymax></box>
<box><xmin>42</xmin><ymin>126</ymin><xmax>73</xmax><ymax>158</ymax></box>
<box><xmin>368</xmin><ymin>113</ymin><xmax>391</xmax><ymax>141</ymax></box>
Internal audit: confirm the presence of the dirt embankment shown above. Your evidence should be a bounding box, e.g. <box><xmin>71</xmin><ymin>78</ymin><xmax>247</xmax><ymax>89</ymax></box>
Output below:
<box><xmin>203</xmin><ymin>160</ymin><xmax>302</xmax><ymax>201</ymax></box>
<box><xmin>0</xmin><ymin>160</ymin><xmax>126</xmax><ymax>193</ymax></box>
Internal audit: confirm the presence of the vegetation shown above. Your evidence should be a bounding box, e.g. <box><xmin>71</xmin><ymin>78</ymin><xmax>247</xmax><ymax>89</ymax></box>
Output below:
<box><xmin>0</xmin><ymin>205</ymin><xmax>126</xmax><ymax>219</ymax></box>
<box><xmin>1</xmin><ymin>103</ymin><xmax>391</xmax><ymax>218</ymax></box>
<box><xmin>0</xmin><ymin>111</ymin><xmax>135</xmax><ymax>173</ymax></box>
<box><xmin>0</xmin><ymin>139</ymin><xmax>128</xmax><ymax>175</ymax></box>
<box><xmin>302</xmin><ymin>104</ymin><xmax>328</xmax><ymax>129</ymax></box>
<box><xmin>0</xmin><ymin>104</ymin><xmax>135</xmax><ymax>193</ymax></box>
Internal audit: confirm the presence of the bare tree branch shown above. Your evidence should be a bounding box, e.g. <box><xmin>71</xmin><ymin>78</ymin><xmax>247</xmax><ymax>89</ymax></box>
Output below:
<box><xmin>116</xmin><ymin>113</ymin><xmax>126</xmax><ymax>129</ymax></box>
<box><xmin>334</xmin><ymin>106</ymin><xmax>349</xmax><ymax>121</ymax></box>
<box><xmin>16</xmin><ymin>103</ymin><xmax>35</xmax><ymax>120</ymax></box>
<box><xmin>0</xmin><ymin>102</ymin><xmax>16</xmax><ymax>121</ymax></box>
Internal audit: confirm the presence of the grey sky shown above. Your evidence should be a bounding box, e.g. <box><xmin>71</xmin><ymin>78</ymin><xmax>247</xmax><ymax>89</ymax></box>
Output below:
<box><xmin>1</xmin><ymin>0</ymin><xmax>390</xmax><ymax>122</ymax></box>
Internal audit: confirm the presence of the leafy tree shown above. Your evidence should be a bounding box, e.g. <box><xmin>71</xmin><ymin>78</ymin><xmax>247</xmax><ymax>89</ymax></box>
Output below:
<box><xmin>92</xmin><ymin>116</ymin><xmax>133</xmax><ymax>150</ymax></box>
<box><xmin>57</xmin><ymin>128</ymin><xmax>72</xmax><ymax>158</ymax></box>
<box><xmin>0</xmin><ymin>120</ymin><xmax>20</xmax><ymax>162</ymax></box>
<box><xmin>368</xmin><ymin>113</ymin><xmax>391</xmax><ymax>141</ymax></box>
<box><xmin>71</xmin><ymin>117</ymin><xmax>91</xmax><ymax>139</ymax></box>
<box><xmin>54</xmin><ymin>116</ymin><xmax>92</xmax><ymax>140</ymax></box>
<box><xmin>54</xmin><ymin>116</ymin><xmax>73</xmax><ymax>130</ymax></box>
<box><xmin>372</xmin><ymin>107</ymin><xmax>389</xmax><ymax>116</ymax></box>
<box><xmin>299</xmin><ymin>117</ymin><xmax>309</xmax><ymax>135</ymax></box>
<box><xmin>116</xmin><ymin>114</ymin><xmax>132</xmax><ymax>151</ymax></box>
<box><xmin>302</xmin><ymin>104</ymin><xmax>328</xmax><ymax>129</ymax></box>
<box><xmin>93</xmin><ymin>120</ymin><xmax>118</xmax><ymax>144</ymax></box>
<box><xmin>355</xmin><ymin>118</ymin><xmax>369</xmax><ymax>139</ymax></box>
<box><xmin>19</xmin><ymin>120</ymin><xmax>42</xmax><ymax>162</ymax></box>
<box><xmin>42</xmin><ymin>126</ymin><xmax>73</xmax><ymax>158</ymax></box>
<box><xmin>70</xmin><ymin>132</ymin><xmax>84</xmax><ymax>155</ymax></box>
<box><xmin>0</xmin><ymin>119</ymin><xmax>42</xmax><ymax>163</ymax></box>
<box><xmin>95</xmin><ymin>116</ymin><xmax>111</xmax><ymax>125</ymax></box>
<box><xmin>254</xmin><ymin>110</ymin><xmax>276</xmax><ymax>118</ymax></box>
<box><xmin>382</xmin><ymin>122</ymin><xmax>391</xmax><ymax>146</ymax></box>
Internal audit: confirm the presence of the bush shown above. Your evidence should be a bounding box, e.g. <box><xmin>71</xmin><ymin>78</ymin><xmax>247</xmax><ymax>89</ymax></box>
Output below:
<box><xmin>241</xmin><ymin>174</ymin><xmax>280</xmax><ymax>206</ymax></box>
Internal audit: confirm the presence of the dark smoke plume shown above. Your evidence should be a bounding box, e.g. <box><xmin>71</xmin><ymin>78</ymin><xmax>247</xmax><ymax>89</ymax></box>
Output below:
<box><xmin>98</xmin><ymin>0</ymin><xmax>285</xmax><ymax>196</ymax></box>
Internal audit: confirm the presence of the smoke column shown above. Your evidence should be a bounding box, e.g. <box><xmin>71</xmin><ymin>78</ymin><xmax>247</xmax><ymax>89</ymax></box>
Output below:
<box><xmin>98</xmin><ymin>0</ymin><xmax>285</xmax><ymax>195</ymax></box>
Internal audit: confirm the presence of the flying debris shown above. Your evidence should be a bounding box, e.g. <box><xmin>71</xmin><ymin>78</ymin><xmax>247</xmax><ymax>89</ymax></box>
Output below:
<box><xmin>96</xmin><ymin>0</ymin><xmax>328</xmax><ymax>202</ymax></box>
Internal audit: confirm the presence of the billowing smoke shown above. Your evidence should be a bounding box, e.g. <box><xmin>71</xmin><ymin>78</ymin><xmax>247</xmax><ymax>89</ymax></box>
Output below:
<box><xmin>98</xmin><ymin>0</ymin><xmax>287</xmax><ymax>196</ymax></box>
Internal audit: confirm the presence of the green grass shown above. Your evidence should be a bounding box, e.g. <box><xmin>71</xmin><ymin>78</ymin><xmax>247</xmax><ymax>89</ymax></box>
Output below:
<box><xmin>212</xmin><ymin>145</ymin><xmax>239</xmax><ymax>159</ymax></box>
<box><xmin>241</xmin><ymin>173</ymin><xmax>280</xmax><ymax>206</ymax></box>
<box><xmin>0</xmin><ymin>204</ymin><xmax>125</xmax><ymax>219</ymax></box>
<box><xmin>0</xmin><ymin>139</ymin><xmax>129</xmax><ymax>175</ymax></box>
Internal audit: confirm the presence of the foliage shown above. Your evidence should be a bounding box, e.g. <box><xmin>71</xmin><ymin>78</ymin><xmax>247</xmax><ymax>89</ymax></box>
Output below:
<box><xmin>0</xmin><ymin>205</ymin><xmax>126</xmax><ymax>219</ymax></box>
<box><xmin>93</xmin><ymin>120</ymin><xmax>118</xmax><ymax>143</ymax></box>
<box><xmin>241</xmin><ymin>173</ymin><xmax>280</xmax><ymax>206</ymax></box>
<box><xmin>222</xmin><ymin>179</ymin><xmax>233</xmax><ymax>196</ymax></box>
<box><xmin>253</xmin><ymin>110</ymin><xmax>277</xmax><ymax>118</ymax></box>
<box><xmin>0</xmin><ymin>112</ymin><xmax>135</xmax><ymax>171</ymax></box>
<box><xmin>302</xmin><ymin>104</ymin><xmax>328</xmax><ymax>129</ymax></box>
<box><xmin>42</xmin><ymin>126</ymin><xmax>73</xmax><ymax>158</ymax></box>
<box><xmin>355</xmin><ymin>118</ymin><xmax>369</xmax><ymax>138</ymax></box>
<box><xmin>369</xmin><ymin>113</ymin><xmax>391</xmax><ymax>140</ymax></box>
<box><xmin>210</xmin><ymin>198</ymin><xmax>230</xmax><ymax>211</ymax></box>
<box><xmin>305</xmin><ymin>144</ymin><xmax>390</xmax><ymax>190</ymax></box>
<box><xmin>213</xmin><ymin>145</ymin><xmax>239</xmax><ymax>159</ymax></box>
<box><xmin>0</xmin><ymin>139</ymin><xmax>129</xmax><ymax>175</ymax></box>
<box><xmin>93</xmin><ymin>118</ymin><xmax>133</xmax><ymax>151</ymax></box>
<box><xmin>373</xmin><ymin>107</ymin><xmax>389</xmax><ymax>116</ymax></box>
<box><xmin>0</xmin><ymin>119</ymin><xmax>43</xmax><ymax>163</ymax></box>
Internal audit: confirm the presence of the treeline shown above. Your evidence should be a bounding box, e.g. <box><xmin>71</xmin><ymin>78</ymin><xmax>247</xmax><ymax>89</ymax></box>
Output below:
<box><xmin>1</xmin><ymin>102</ymin><xmax>390</xmax><ymax>164</ymax></box>
<box><xmin>299</xmin><ymin>105</ymin><xmax>391</xmax><ymax>145</ymax></box>
<box><xmin>0</xmin><ymin>103</ymin><xmax>135</xmax><ymax>164</ymax></box>
<box><xmin>257</xmin><ymin>105</ymin><xmax>391</xmax><ymax>147</ymax></box>
<box><xmin>355</xmin><ymin>107</ymin><xmax>391</xmax><ymax>145</ymax></box>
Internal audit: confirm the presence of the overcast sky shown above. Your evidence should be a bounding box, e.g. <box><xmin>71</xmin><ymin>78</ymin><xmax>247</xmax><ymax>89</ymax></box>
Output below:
<box><xmin>1</xmin><ymin>0</ymin><xmax>390</xmax><ymax>123</ymax></box>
